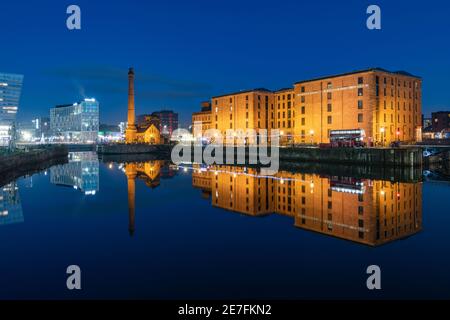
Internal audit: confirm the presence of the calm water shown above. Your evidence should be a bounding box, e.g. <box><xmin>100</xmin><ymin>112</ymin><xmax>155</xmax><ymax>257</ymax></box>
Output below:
<box><xmin>0</xmin><ymin>152</ymin><xmax>450</xmax><ymax>299</ymax></box>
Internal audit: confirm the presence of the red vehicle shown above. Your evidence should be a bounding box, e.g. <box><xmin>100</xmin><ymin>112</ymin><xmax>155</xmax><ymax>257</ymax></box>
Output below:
<box><xmin>329</xmin><ymin>129</ymin><xmax>366</xmax><ymax>148</ymax></box>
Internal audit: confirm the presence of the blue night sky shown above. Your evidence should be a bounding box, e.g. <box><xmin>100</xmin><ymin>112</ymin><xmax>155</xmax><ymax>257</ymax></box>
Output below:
<box><xmin>1</xmin><ymin>0</ymin><xmax>449</xmax><ymax>126</ymax></box>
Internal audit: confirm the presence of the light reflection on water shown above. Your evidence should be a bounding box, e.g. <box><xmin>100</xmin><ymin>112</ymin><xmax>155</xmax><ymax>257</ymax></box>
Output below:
<box><xmin>0</xmin><ymin>152</ymin><xmax>449</xmax><ymax>299</ymax></box>
<box><xmin>186</xmin><ymin>163</ymin><xmax>422</xmax><ymax>247</ymax></box>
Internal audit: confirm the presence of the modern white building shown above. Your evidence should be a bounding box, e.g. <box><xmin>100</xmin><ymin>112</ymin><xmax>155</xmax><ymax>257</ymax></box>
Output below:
<box><xmin>50</xmin><ymin>98</ymin><xmax>99</xmax><ymax>143</ymax></box>
<box><xmin>0</xmin><ymin>73</ymin><xmax>24</xmax><ymax>146</ymax></box>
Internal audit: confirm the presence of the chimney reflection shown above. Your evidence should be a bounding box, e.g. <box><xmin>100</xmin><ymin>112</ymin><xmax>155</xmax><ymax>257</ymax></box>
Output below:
<box><xmin>192</xmin><ymin>165</ymin><xmax>423</xmax><ymax>246</ymax></box>
<box><xmin>125</xmin><ymin>163</ymin><xmax>137</xmax><ymax>237</ymax></box>
<box><xmin>123</xmin><ymin>161</ymin><xmax>175</xmax><ymax>236</ymax></box>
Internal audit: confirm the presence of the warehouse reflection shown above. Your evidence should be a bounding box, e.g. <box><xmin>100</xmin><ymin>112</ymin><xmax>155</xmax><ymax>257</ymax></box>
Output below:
<box><xmin>192</xmin><ymin>165</ymin><xmax>422</xmax><ymax>246</ymax></box>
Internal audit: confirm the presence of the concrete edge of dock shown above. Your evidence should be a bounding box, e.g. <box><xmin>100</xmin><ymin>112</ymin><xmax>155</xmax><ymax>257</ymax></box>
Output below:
<box><xmin>97</xmin><ymin>143</ymin><xmax>424</xmax><ymax>167</ymax></box>
<box><xmin>0</xmin><ymin>145</ymin><xmax>69</xmax><ymax>186</ymax></box>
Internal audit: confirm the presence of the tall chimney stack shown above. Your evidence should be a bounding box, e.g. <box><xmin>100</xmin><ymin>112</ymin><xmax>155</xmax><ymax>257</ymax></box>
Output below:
<box><xmin>125</xmin><ymin>67</ymin><xmax>137</xmax><ymax>143</ymax></box>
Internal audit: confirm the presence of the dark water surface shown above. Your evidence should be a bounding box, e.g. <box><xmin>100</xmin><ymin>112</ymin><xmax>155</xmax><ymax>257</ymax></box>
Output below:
<box><xmin>0</xmin><ymin>152</ymin><xmax>449</xmax><ymax>299</ymax></box>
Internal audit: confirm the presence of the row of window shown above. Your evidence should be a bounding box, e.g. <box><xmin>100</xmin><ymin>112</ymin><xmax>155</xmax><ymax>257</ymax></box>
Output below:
<box><xmin>277</xmin><ymin>94</ymin><xmax>292</xmax><ymax>101</ymax></box>
<box><xmin>297</xmin><ymin>114</ymin><xmax>365</xmax><ymax>126</ymax></box>
<box><xmin>380</xmin><ymin>113</ymin><xmax>414</xmax><ymax>124</ymax></box>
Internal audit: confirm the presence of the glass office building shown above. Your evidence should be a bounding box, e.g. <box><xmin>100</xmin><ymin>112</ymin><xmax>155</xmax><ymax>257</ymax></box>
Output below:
<box><xmin>50</xmin><ymin>98</ymin><xmax>99</xmax><ymax>143</ymax></box>
<box><xmin>0</xmin><ymin>73</ymin><xmax>24</xmax><ymax>146</ymax></box>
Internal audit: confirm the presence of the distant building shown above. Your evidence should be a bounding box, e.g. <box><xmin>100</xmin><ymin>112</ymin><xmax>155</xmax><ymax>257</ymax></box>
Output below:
<box><xmin>431</xmin><ymin>111</ymin><xmax>450</xmax><ymax>132</ymax></box>
<box><xmin>33</xmin><ymin>117</ymin><xmax>51</xmax><ymax>139</ymax></box>
<box><xmin>422</xmin><ymin>125</ymin><xmax>435</xmax><ymax>140</ymax></box>
<box><xmin>50</xmin><ymin>98</ymin><xmax>99</xmax><ymax>143</ymax></box>
<box><xmin>151</xmin><ymin>110</ymin><xmax>178</xmax><ymax>137</ymax></box>
<box><xmin>0</xmin><ymin>73</ymin><xmax>24</xmax><ymax>146</ymax></box>
<box><xmin>17</xmin><ymin>120</ymin><xmax>36</xmax><ymax>142</ymax></box>
<box><xmin>119</xmin><ymin>122</ymin><xmax>126</xmax><ymax>134</ymax></box>
<box><xmin>16</xmin><ymin>117</ymin><xmax>51</xmax><ymax>142</ymax></box>
<box><xmin>50</xmin><ymin>152</ymin><xmax>99</xmax><ymax>195</ymax></box>
<box><xmin>99</xmin><ymin>124</ymin><xmax>123</xmax><ymax>142</ymax></box>
<box><xmin>422</xmin><ymin>116</ymin><xmax>432</xmax><ymax>130</ymax></box>
<box><xmin>192</xmin><ymin>101</ymin><xmax>212</xmax><ymax>139</ymax></box>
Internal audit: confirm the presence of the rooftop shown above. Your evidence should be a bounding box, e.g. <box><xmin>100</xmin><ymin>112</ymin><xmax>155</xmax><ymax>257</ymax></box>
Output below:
<box><xmin>212</xmin><ymin>88</ymin><xmax>272</xmax><ymax>99</ymax></box>
<box><xmin>207</xmin><ymin>68</ymin><xmax>421</xmax><ymax>101</ymax></box>
<box><xmin>294</xmin><ymin>68</ymin><xmax>421</xmax><ymax>85</ymax></box>
<box><xmin>54</xmin><ymin>104</ymin><xmax>74</xmax><ymax>109</ymax></box>
<box><xmin>137</xmin><ymin>123</ymin><xmax>158</xmax><ymax>133</ymax></box>
<box><xmin>432</xmin><ymin>111</ymin><xmax>450</xmax><ymax>114</ymax></box>
<box><xmin>152</xmin><ymin>110</ymin><xmax>177</xmax><ymax>114</ymax></box>
<box><xmin>274</xmin><ymin>87</ymin><xmax>294</xmax><ymax>93</ymax></box>
<box><xmin>54</xmin><ymin>98</ymin><xmax>97</xmax><ymax>109</ymax></box>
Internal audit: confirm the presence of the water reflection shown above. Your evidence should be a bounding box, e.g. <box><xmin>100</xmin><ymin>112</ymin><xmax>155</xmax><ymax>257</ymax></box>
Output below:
<box><xmin>191</xmin><ymin>165</ymin><xmax>423</xmax><ymax>246</ymax></box>
<box><xmin>50</xmin><ymin>152</ymin><xmax>99</xmax><ymax>195</ymax></box>
<box><xmin>0</xmin><ymin>152</ymin><xmax>424</xmax><ymax>247</ymax></box>
<box><xmin>0</xmin><ymin>182</ymin><xmax>23</xmax><ymax>226</ymax></box>
<box><xmin>123</xmin><ymin>161</ymin><xmax>176</xmax><ymax>236</ymax></box>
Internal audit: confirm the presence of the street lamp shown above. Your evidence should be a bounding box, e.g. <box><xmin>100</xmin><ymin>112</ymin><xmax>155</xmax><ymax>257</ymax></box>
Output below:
<box><xmin>380</xmin><ymin>127</ymin><xmax>385</xmax><ymax>147</ymax></box>
<box><xmin>309</xmin><ymin>129</ymin><xmax>314</xmax><ymax>145</ymax></box>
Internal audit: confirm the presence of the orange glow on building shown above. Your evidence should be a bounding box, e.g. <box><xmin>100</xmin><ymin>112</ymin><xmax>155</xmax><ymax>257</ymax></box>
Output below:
<box><xmin>192</xmin><ymin>68</ymin><xmax>422</xmax><ymax>145</ymax></box>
